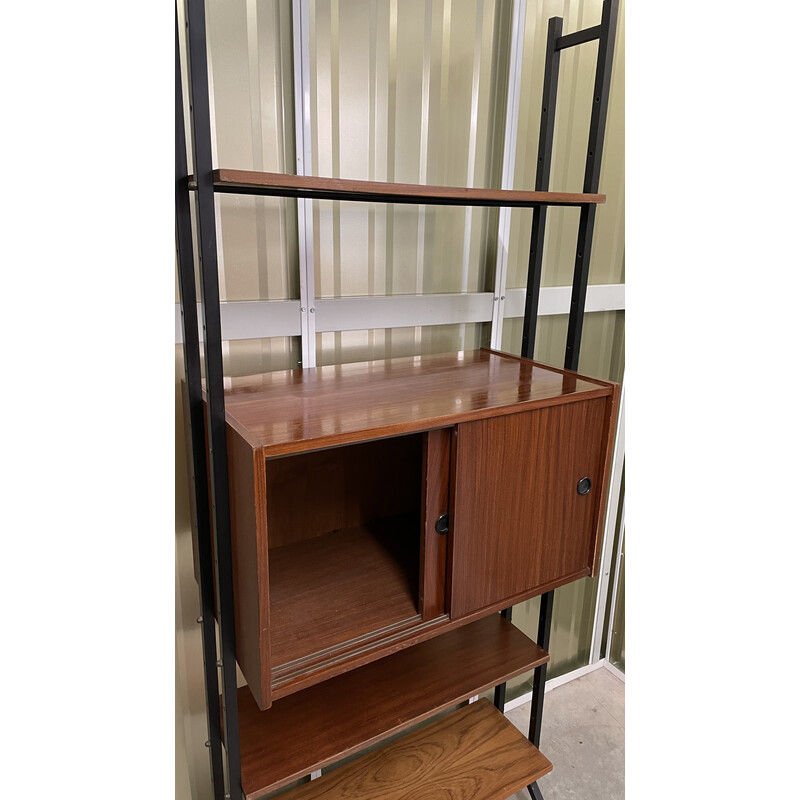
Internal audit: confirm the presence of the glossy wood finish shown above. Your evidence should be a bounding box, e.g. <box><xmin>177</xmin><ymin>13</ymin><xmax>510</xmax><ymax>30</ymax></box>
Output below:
<box><xmin>590</xmin><ymin>383</ymin><xmax>621</xmax><ymax>575</ymax></box>
<box><xmin>450</xmin><ymin>398</ymin><xmax>610</xmax><ymax>619</ymax></box>
<box><xmin>419</xmin><ymin>429</ymin><xmax>450</xmax><ymax>620</ymax></box>
<box><xmin>209</xmin><ymin>168</ymin><xmax>605</xmax><ymax>207</ymax></box>
<box><xmin>276</xmin><ymin>699</ymin><xmax>552</xmax><ymax>800</ymax></box>
<box><xmin>210</xmin><ymin>350</ymin><xmax>618</xmax><ymax>709</ymax></box>
<box><xmin>238</xmin><ymin>615</ymin><xmax>548</xmax><ymax>799</ymax></box>
<box><xmin>268</xmin><ymin>520</ymin><xmax>420</xmax><ymax>671</ymax></box>
<box><xmin>222</xmin><ymin>349</ymin><xmax>614</xmax><ymax>456</ymax></box>
<box><xmin>226</xmin><ymin>425</ymin><xmax>271</xmax><ymax>710</ymax></box>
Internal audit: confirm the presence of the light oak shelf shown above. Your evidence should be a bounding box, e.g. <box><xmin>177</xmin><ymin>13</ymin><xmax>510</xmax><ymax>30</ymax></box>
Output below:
<box><xmin>236</xmin><ymin>615</ymin><xmax>549</xmax><ymax>799</ymax></box>
<box><xmin>189</xmin><ymin>169</ymin><xmax>605</xmax><ymax>207</ymax></box>
<box><xmin>275</xmin><ymin>699</ymin><xmax>553</xmax><ymax>800</ymax></box>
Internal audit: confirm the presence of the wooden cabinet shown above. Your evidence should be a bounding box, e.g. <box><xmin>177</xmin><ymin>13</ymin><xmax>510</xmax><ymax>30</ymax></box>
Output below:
<box><xmin>200</xmin><ymin>348</ymin><xmax>618</xmax><ymax>714</ymax></box>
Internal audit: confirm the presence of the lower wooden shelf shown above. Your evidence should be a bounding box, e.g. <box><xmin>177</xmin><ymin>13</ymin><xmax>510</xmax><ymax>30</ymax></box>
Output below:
<box><xmin>238</xmin><ymin>613</ymin><xmax>548</xmax><ymax>799</ymax></box>
<box><xmin>278</xmin><ymin>699</ymin><xmax>553</xmax><ymax>800</ymax></box>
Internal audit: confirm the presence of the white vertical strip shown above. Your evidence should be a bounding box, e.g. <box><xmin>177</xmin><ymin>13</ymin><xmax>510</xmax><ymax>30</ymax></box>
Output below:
<box><xmin>459</xmin><ymin>0</ymin><xmax>483</xmax><ymax>348</ymax></box>
<box><xmin>604</xmin><ymin>507</ymin><xmax>625</xmax><ymax>662</ymax></box>
<box><xmin>246</xmin><ymin>0</ymin><xmax>271</xmax><ymax>302</ymax></box>
<box><xmin>489</xmin><ymin>0</ymin><xmax>527</xmax><ymax>350</ymax></box>
<box><xmin>416</xmin><ymin>1</ymin><xmax>432</xmax><ymax>295</ymax></box>
<box><xmin>413</xmin><ymin>0</ymin><xmax>434</xmax><ymax>355</ymax></box>
<box><xmin>293</xmin><ymin>0</ymin><xmax>317</xmax><ymax>367</ymax></box>
<box><xmin>204</xmin><ymin>6</ymin><xmax>227</xmax><ymax>302</ymax></box>
<box><xmin>590</xmin><ymin>380</ymin><xmax>626</xmax><ymax>664</ymax></box>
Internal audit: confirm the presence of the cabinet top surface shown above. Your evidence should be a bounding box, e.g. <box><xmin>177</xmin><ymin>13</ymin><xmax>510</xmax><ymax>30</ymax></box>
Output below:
<box><xmin>222</xmin><ymin>349</ymin><xmax>614</xmax><ymax>455</ymax></box>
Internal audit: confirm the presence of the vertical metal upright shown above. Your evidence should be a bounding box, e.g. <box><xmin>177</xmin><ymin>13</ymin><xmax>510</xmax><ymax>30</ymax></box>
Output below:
<box><xmin>564</xmin><ymin>0</ymin><xmax>619</xmax><ymax>372</ymax></box>
<box><xmin>493</xmin><ymin>2</ymin><xmax>619</xmax><ymax>799</ymax></box>
<box><xmin>175</xmin><ymin>14</ymin><xmax>226</xmax><ymax>799</ymax></box>
<box><xmin>177</xmin><ymin>0</ymin><xmax>243</xmax><ymax>797</ymax></box>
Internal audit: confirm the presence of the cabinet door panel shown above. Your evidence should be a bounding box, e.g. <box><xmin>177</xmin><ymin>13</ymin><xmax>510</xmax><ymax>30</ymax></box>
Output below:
<box><xmin>450</xmin><ymin>399</ymin><xmax>608</xmax><ymax>619</ymax></box>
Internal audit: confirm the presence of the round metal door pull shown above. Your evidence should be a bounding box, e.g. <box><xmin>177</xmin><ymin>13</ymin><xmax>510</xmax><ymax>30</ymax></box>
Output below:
<box><xmin>435</xmin><ymin>514</ymin><xmax>449</xmax><ymax>534</ymax></box>
<box><xmin>577</xmin><ymin>477</ymin><xmax>592</xmax><ymax>495</ymax></box>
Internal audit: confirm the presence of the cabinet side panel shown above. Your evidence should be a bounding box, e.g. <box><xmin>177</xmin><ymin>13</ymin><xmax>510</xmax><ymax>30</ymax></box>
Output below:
<box><xmin>450</xmin><ymin>400</ymin><xmax>607</xmax><ymax>619</ymax></box>
<box><xmin>227</xmin><ymin>428</ymin><xmax>271</xmax><ymax>709</ymax></box>
<box><xmin>590</xmin><ymin>386</ymin><xmax>621</xmax><ymax>576</ymax></box>
<box><xmin>419</xmin><ymin>429</ymin><xmax>451</xmax><ymax>620</ymax></box>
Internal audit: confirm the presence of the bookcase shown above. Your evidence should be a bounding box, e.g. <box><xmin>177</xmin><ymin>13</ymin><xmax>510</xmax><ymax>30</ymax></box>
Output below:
<box><xmin>176</xmin><ymin>1</ymin><xmax>620</xmax><ymax>798</ymax></box>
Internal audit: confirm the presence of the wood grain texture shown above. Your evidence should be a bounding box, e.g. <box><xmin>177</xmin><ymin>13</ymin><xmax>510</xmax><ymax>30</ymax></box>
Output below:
<box><xmin>221</xmin><ymin>349</ymin><xmax>614</xmax><ymax>456</ymax></box>
<box><xmin>450</xmin><ymin>400</ymin><xmax>608</xmax><ymax>619</ymax></box>
<box><xmin>419</xmin><ymin>429</ymin><xmax>450</xmax><ymax>620</ymax></box>
<box><xmin>264</xmin><ymin>435</ymin><xmax>422</xmax><ymax>549</ymax></box>
<box><xmin>268</xmin><ymin>519</ymin><xmax>420</xmax><ymax>670</ymax></box>
<box><xmin>238</xmin><ymin>615</ymin><xmax>549</xmax><ymax>799</ymax></box>
<box><xmin>273</xmin><ymin>699</ymin><xmax>552</xmax><ymax>800</ymax></box>
<box><xmin>208</xmin><ymin>350</ymin><xmax>617</xmax><ymax>709</ymax></box>
<box><xmin>212</xmin><ymin>168</ymin><xmax>605</xmax><ymax>207</ymax></box>
<box><xmin>590</xmin><ymin>387</ymin><xmax>621</xmax><ymax>577</ymax></box>
<box><xmin>226</xmin><ymin>427</ymin><xmax>271</xmax><ymax>709</ymax></box>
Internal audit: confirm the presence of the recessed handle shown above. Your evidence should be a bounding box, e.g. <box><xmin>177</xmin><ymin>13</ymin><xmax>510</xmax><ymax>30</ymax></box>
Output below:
<box><xmin>577</xmin><ymin>477</ymin><xmax>592</xmax><ymax>496</ymax></box>
<box><xmin>435</xmin><ymin>514</ymin><xmax>449</xmax><ymax>534</ymax></box>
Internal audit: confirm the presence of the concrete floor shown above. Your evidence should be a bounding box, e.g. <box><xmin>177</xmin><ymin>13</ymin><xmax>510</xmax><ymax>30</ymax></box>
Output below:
<box><xmin>505</xmin><ymin>666</ymin><xmax>625</xmax><ymax>800</ymax></box>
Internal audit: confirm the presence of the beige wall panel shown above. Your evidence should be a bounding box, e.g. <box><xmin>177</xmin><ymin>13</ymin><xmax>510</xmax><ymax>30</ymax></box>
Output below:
<box><xmin>310</xmin><ymin>0</ymin><xmax>507</xmax><ymax>299</ymax></box>
<box><xmin>506</xmin><ymin>0</ymin><xmax>624</xmax><ymax>289</ymax></box>
<box><xmin>208</xmin><ymin>0</ymin><xmax>298</xmax><ymax>302</ymax></box>
<box><xmin>316</xmin><ymin>322</ymin><xmax>487</xmax><ymax>367</ymax></box>
<box><xmin>224</xmin><ymin>336</ymin><xmax>301</xmax><ymax>376</ymax></box>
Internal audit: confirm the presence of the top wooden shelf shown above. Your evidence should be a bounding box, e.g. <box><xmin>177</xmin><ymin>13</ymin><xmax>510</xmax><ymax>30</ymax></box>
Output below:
<box><xmin>192</xmin><ymin>169</ymin><xmax>605</xmax><ymax>207</ymax></box>
<box><xmin>219</xmin><ymin>348</ymin><xmax>615</xmax><ymax>456</ymax></box>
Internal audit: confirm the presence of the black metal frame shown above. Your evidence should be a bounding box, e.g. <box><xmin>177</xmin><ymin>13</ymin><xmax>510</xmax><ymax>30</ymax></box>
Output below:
<box><xmin>178</xmin><ymin>1</ymin><xmax>241</xmax><ymax>797</ymax></box>
<box><xmin>176</xmin><ymin>1</ymin><xmax>618</xmax><ymax>797</ymax></box>
<box><xmin>494</xmin><ymin>3</ymin><xmax>619</xmax><ymax>798</ymax></box>
<box><xmin>175</xmin><ymin>15</ymin><xmax>224</xmax><ymax>798</ymax></box>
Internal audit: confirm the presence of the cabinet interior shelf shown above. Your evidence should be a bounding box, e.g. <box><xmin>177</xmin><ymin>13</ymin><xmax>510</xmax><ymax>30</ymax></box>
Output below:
<box><xmin>268</xmin><ymin>517</ymin><xmax>421</xmax><ymax>678</ymax></box>
<box><xmin>236</xmin><ymin>614</ymin><xmax>549</xmax><ymax>799</ymax></box>
<box><xmin>189</xmin><ymin>169</ymin><xmax>605</xmax><ymax>207</ymax></box>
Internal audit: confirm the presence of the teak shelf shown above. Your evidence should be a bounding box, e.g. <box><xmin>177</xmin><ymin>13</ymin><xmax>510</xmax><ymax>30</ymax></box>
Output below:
<box><xmin>177</xmin><ymin>1</ymin><xmax>620</xmax><ymax>797</ymax></box>
<box><xmin>237</xmin><ymin>614</ymin><xmax>548</xmax><ymax>798</ymax></box>
<box><xmin>194</xmin><ymin>169</ymin><xmax>606</xmax><ymax>207</ymax></box>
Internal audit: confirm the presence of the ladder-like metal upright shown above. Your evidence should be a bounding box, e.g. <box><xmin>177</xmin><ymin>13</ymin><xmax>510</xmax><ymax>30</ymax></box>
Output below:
<box><xmin>493</xmin><ymin>3</ymin><xmax>618</xmax><ymax>797</ymax></box>
<box><xmin>176</xmin><ymin>2</ymin><xmax>619</xmax><ymax>798</ymax></box>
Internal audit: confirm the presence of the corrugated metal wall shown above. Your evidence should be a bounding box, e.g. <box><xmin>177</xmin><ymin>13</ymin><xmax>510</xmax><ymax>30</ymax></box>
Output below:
<box><xmin>308</xmin><ymin>0</ymin><xmax>507</xmax><ymax>362</ymax></box>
